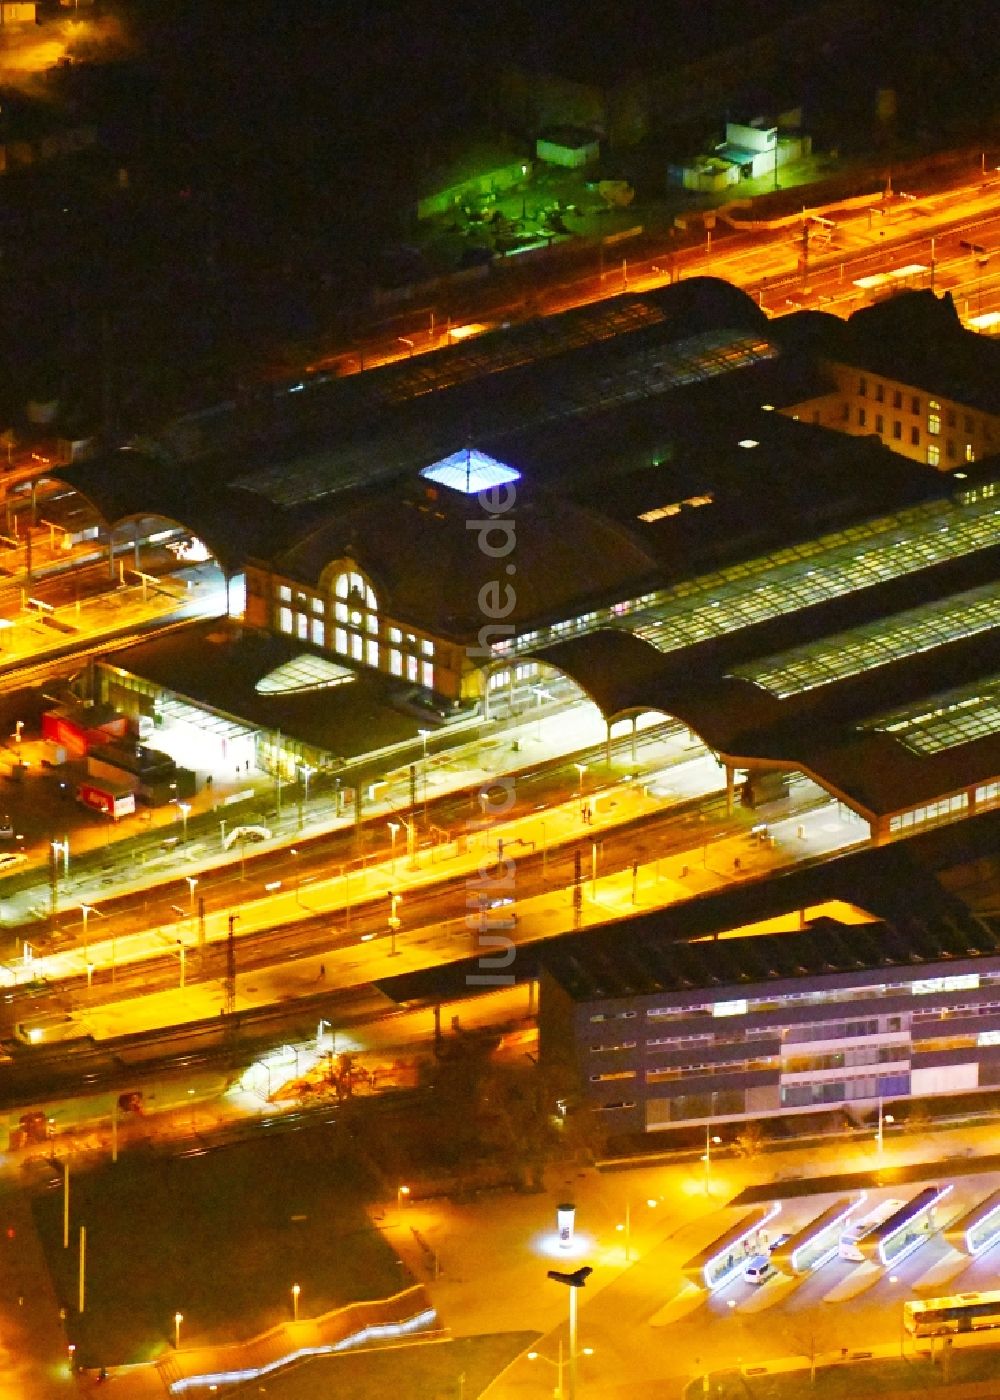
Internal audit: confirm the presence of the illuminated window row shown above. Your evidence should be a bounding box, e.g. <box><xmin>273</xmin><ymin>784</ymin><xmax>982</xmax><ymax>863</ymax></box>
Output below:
<box><xmin>863</xmin><ymin>671</ymin><xmax>1000</xmax><ymax>755</ymax></box>
<box><xmin>504</xmin><ymin>486</ymin><xmax>1000</xmax><ymax>665</ymax></box>
<box><xmin>735</xmin><ymin>580</ymin><xmax>1000</xmax><ymax>699</ymax></box>
<box><xmin>888</xmin><ymin>793</ymin><xmax>969</xmax><ymax>834</ymax></box>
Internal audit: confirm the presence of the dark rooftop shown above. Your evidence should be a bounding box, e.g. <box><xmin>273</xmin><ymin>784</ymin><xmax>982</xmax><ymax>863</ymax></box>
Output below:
<box><xmin>772</xmin><ymin>290</ymin><xmax>1000</xmax><ymax>416</ymax></box>
<box><xmin>540</xmin><ymin>907</ymin><xmax>997</xmax><ymax>1004</ymax></box>
<box><xmin>100</xmin><ymin>619</ymin><xmax>428</xmax><ymax>767</ymax></box>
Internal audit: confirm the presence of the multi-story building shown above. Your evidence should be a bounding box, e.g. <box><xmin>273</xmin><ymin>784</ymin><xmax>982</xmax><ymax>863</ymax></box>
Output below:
<box><xmin>539</xmin><ymin>902</ymin><xmax>1000</xmax><ymax>1137</ymax></box>
<box><xmin>775</xmin><ymin>289</ymin><xmax>1000</xmax><ymax>472</ymax></box>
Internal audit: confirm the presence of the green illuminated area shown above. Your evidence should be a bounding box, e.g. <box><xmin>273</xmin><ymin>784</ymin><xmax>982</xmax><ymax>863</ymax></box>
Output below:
<box><xmin>862</xmin><ymin>672</ymin><xmax>1000</xmax><ymax>755</ymax></box>
<box><xmin>734</xmin><ymin>579</ymin><xmax>1000</xmax><ymax>699</ymax></box>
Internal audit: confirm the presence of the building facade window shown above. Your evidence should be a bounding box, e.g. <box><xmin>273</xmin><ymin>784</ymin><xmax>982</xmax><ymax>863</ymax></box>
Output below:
<box><xmin>928</xmin><ymin>401</ymin><xmax>941</xmax><ymax>435</ymax></box>
<box><xmin>893</xmin><ymin>420</ymin><xmax>902</xmax><ymax>439</ymax></box>
<box><xmin>875</xmin><ymin>413</ymin><xmax>885</xmax><ymax>434</ymax></box>
<box><xmin>875</xmin><ymin>383</ymin><xmax>884</xmax><ymax>402</ymax></box>
<box><xmin>911</xmin><ymin>396</ymin><xmax>921</xmax><ymax>414</ymax></box>
<box><xmin>858</xmin><ymin>408</ymin><xmax>867</xmax><ymax>427</ymax></box>
<box><xmin>859</xmin><ymin>376</ymin><xmax>867</xmax><ymax>396</ymax></box>
<box><xmin>911</xmin><ymin>426</ymin><xmax>920</xmax><ymax>446</ymax></box>
<box><xmin>889</xmin><ymin>792</ymin><xmax>969</xmax><ymax>833</ymax></box>
<box><xmin>927</xmin><ymin>444</ymin><xmax>940</xmax><ymax>466</ymax></box>
<box><xmin>893</xmin><ymin>390</ymin><xmax>903</xmax><ymax>409</ymax></box>
<box><xmin>331</xmin><ymin>568</ymin><xmax>379</xmax><ymax>665</ymax></box>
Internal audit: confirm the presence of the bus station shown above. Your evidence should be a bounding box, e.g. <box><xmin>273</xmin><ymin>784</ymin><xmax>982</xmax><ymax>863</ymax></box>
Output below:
<box><xmin>680</xmin><ymin>1204</ymin><xmax>782</xmax><ymax>1292</ymax></box>
<box><xmin>769</xmin><ymin>1195</ymin><xmax>864</xmax><ymax>1275</ymax></box>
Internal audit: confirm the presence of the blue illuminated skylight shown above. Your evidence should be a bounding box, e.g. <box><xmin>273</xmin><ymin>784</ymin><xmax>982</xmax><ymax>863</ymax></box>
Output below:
<box><xmin>420</xmin><ymin>448</ymin><xmax>521</xmax><ymax>494</ymax></box>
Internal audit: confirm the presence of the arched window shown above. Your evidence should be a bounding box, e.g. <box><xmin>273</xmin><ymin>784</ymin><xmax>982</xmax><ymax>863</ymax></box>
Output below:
<box><xmin>331</xmin><ymin>569</ymin><xmax>379</xmax><ymax>666</ymax></box>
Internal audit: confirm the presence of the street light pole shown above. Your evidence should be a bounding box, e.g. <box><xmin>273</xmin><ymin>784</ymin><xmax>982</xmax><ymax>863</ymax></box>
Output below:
<box><xmin>387</xmin><ymin>821</ymin><xmax>400</xmax><ymax>874</ymax></box>
<box><xmin>291</xmin><ymin>1283</ymin><xmax>300</xmax><ymax>1323</ymax></box>
<box><xmin>174</xmin><ymin>1312</ymin><xmax>183</xmax><ymax>1350</ymax></box>
<box><xmin>703</xmin><ymin>1126</ymin><xmax>721</xmax><ymax>1194</ymax></box>
<box><xmin>568</xmin><ymin>1286</ymin><xmax>579</xmax><ymax>1400</ymax></box>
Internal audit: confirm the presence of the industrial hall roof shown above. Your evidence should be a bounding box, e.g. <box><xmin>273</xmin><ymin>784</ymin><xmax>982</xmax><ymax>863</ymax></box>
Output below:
<box><xmin>50</xmin><ymin>281</ymin><xmax>962</xmax><ymax>599</ymax></box>
<box><xmin>527</xmin><ymin>467</ymin><xmax>1000</xmax><ymax>819</ymax></box>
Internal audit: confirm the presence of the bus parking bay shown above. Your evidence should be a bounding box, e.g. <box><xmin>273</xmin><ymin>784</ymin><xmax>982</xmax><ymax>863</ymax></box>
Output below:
<box><xmin>668</xmin><ymin>1174</ymin><xmax>1000</xmax><ymax>1323</ymax></box>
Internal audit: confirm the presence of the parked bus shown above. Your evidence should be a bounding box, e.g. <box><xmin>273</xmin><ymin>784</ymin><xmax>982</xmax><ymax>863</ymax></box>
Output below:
<box><xmin>904</xmin><ymin>1290</ymin><xmax>1000</xmax><ymax>1337</ymax></box>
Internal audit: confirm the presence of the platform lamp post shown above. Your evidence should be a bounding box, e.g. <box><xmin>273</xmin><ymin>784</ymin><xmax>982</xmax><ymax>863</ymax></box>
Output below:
<box><xmin>291</xmin><ymin>1283</ymin><xmax>300</xmax><ymax>1323</ymax></box>
<box><xmin>418</xmin><ymin>729</ymin><xmax>431</xmax><ymax>822</ymax></box>
<box><xmin>297</xmin><ymin>763</ymin><xmax>315</xmax><ymax>830</ymax></box>
<box><xmin>80</xmin><ymin>902</ymin><xmax>96</xmax><ymax>959</ymax></box>
<box><xmin>185</xmin><ymin>875</ymin><xmax>198</xmax><ymax>914</ymax></box>
<box><xmin>528</xmin><ymin>1342</ymin><xmax>566</xmax><ymax>1398</ymax></box>
<box><xmin>387</xmin><ymin>891</ymin><xmax>402</xmax><ymax>956</ymax></box>
<box><xmin>174</xmin><ymin>1312</ymin><xmax>183</xmax><ymax>1351</ymax></box>
<box><xmin>177</xmin><ymin>801</ymin><xmax>191</xmax><ymax>844</ymax></box>
<box><xmin>387</xmin><ymin>820</ymin><xmax>400</xmax><ymax>874</ymax></box>
<box><xmin>574</xmin><ymin>762</ymin><xmax>587</xmax><ymax>799</ymax></box>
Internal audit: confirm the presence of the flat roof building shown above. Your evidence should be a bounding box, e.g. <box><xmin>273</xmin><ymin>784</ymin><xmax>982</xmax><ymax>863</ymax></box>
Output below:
<box><xmin>538</xmin><ymin>898</ymin><xmax>1000</xmax><ymax>1138</ymax></box>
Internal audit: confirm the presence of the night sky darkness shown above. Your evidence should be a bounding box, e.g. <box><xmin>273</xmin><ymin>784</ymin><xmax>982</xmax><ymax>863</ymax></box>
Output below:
<box><xmin>0</xmin><ymin>0</ymin><xmax>995</xmax><ymax>426</ymax></box>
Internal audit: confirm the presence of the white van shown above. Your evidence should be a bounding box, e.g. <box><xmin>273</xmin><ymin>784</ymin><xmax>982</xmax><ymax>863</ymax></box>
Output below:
<box><xmin>744</xmin><ymin>1254</ymin><xmax>774</xmax><ymax>1285</ymax></box>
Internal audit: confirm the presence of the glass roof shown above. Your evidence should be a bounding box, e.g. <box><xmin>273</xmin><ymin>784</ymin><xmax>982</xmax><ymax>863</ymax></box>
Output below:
<box><xmin>862</xmin><ymin>672</ymin><xmax>1000</xmax><ymax>755</ymax></box>
<box><xmin>733</xmin><ymin>580</ymin><xmax>1000</xmax><ymax>698</ymax></box>
<box><xmin>420</xmin><ymin>448</ymin><xmax>521</xmax><ymax>494</ymax></box>
<box><xmin>237</xmin><ymin>328</ymin><xmax>776</xmax><ymax>508</ymax></box>
<box><xmin>255</xmin><ymin>655</ymin><xmax>356</xmax><ymax>694</ymax></box>
<box><xmin>622</xmin><ymin>493</ymin><xmax>1000</xmax><ymax>661</ymax></box>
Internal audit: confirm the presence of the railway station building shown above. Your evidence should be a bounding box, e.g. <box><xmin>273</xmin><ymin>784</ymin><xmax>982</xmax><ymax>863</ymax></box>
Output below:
<box><xmin>48</xmin><ymin>277</ymin><xmax>1000</xmax><ymax>845</ymax></box>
